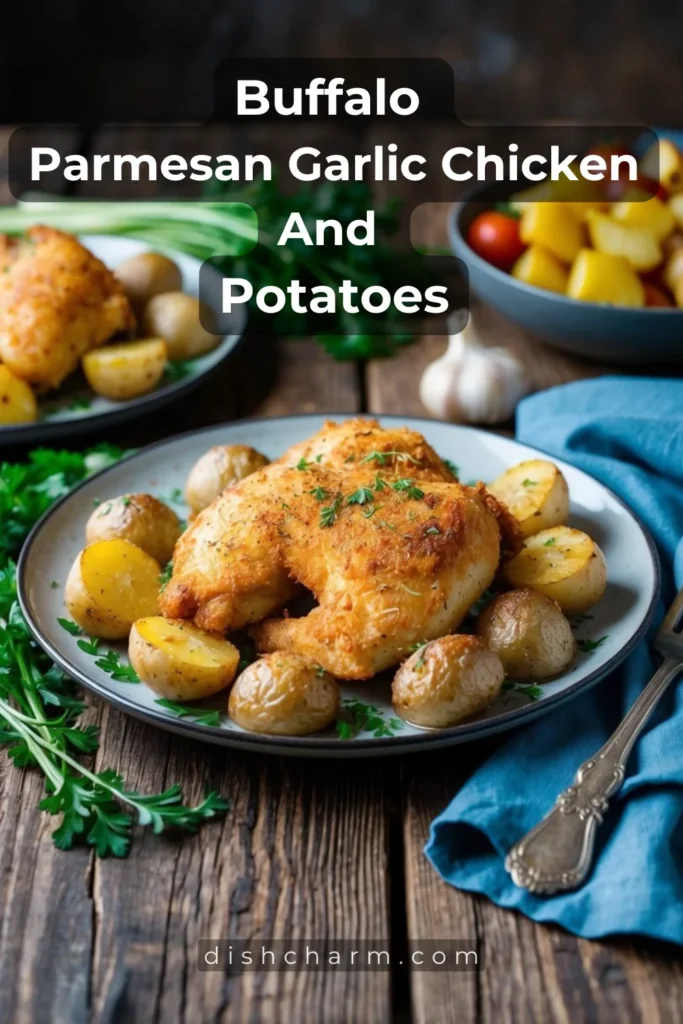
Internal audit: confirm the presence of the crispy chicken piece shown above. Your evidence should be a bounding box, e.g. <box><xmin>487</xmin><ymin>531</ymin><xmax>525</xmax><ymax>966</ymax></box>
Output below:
<box><xmin>161</xmin><ymin>419</ymin><xmax>522</xmax><ymax>679</ymax></box>
<box><xmin>0</xmin><ymin>226</ymin><xmax>134</xmax><ymax>390</ymax></box>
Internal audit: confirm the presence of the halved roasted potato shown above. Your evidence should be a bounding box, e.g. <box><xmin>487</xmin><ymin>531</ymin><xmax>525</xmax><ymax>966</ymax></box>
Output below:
<box><xmin>476</xmin><ymin>588</ymin><xmax>577</xmax><ymax>680</ymax></box>
<box><xmin>129</xmin><ymin>617</ymin><xmax>240</xmax><ymax>700</ymax></box>
<box><xmin>64</xmin><ymin>539</ymin><xmax>161</xmax><ymax>639</ymax></box>
<box><xmin>82</xmin><ymin>338</ymin><xmax>167</xmax><ymax>401</ymax></box>
<box><xmin>488</xmin><ymin>459</ymin><xmax>569</xmax><ymax>537</ymax></box>
<box><xmin>0</xmin><ymin>365</ymin><xmax>37</xmax><ymax>424</ymax></box>
<box><xmin>501</xmin><ymin>526</ymin><xmax>607</xmax><ymax>614</ymax></box>
<box><xmin>85</xmin><ymin>493</ymin><xmax>182</xmax><ymax>565</ymax></box>
<box><xmin>228</xmin><ymin>653</ymin><xmax>339</xmax><ymax>736</ymax></box>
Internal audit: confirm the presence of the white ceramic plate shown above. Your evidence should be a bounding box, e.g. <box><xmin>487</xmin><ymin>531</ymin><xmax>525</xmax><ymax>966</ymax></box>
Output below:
<box><xmin>1</xmin><ymin>235</ymin><xmax>246</xmax><ymax>445</ymax></box>
<box><xmin>18</xmin><ymin>415</ymin><xmax>660</xmax><ymax>758</ymax></box>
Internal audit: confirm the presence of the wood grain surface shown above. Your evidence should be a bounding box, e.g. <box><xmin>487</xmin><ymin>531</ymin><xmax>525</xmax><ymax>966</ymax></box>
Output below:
<box><xmin>1</xmin><ymin>122</ymin><xmax>682</xmax><ymax>1024</ymax></box>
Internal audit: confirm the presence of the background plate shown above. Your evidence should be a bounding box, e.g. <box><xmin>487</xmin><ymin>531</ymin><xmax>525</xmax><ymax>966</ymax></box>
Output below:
<box><xmin>0</xmin><ymin>235</ymin><xmax>246</xmax><ymax>445</ymax></box>
<box><xmin>18</xmin><ymin>415</ymin><xmax>660</xmax><ymax>757</ymax></box>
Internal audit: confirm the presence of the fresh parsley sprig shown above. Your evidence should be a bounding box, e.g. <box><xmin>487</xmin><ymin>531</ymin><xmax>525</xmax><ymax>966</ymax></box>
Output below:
<box><xmin>0</xmin><ymin>446</ymin><xmax>229</xmax><ymax>857</ymax></box>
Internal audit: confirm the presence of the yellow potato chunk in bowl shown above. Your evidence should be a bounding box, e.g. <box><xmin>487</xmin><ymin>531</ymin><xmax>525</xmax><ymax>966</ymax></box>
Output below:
<box><xmin>129</xmin><ymin>618</ymin><xmax>240</xmax><ymax>700</ymax></box>
<box><xmin>501</xmin><ymin>526</ymin><xmax>607</xmax><ymax>615</ymax></box>
<box><xmin>488</xmin><ymin>459</ymin><xmax>569</xmax><ymax>537</ymax></box>
<box><xmin>64</xmin><ymin>539</ymin><xmax>161</xmax><ymax>639</ymax></box>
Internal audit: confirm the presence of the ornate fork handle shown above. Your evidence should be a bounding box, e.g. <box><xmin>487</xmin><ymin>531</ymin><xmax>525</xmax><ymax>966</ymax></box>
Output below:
<box><xmin>505</xmin><ymin>658</ymin><xmax>681</xmax><ymax>895</ymax></box>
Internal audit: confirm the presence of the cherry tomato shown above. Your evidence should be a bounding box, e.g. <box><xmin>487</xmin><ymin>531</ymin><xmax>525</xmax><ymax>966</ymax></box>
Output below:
<box><xmin>466</xmin><ymin>211</ymin><xmax>525</xmax><ymax>271</ymax></box>
<box><xmin>643</xmin><ymin>281</ymin><xmax>674</xmax><ymax>307</ymax></box>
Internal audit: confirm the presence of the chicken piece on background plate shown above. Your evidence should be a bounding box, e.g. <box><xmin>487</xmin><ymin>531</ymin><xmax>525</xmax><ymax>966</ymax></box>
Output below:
<box><xmin>161</xmin><ymin>419</ymin><xmax>522</xmax><ymax>680</ymax></box>
<box><xmin>0</xmin><ymin>226</ymin><xmax>134</xmax><ymax>390</ymax></box>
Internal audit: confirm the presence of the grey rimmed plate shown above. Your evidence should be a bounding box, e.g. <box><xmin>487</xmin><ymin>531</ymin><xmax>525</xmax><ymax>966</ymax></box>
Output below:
<box><xmin>0</xmin><ymin>235</ymin><xmax>246</xmax><ymax>445</ymax></box>
<box><xmin>18</xmin><ymin>415</ymin><xmax>660</xmax><ymax>758</ymax></box>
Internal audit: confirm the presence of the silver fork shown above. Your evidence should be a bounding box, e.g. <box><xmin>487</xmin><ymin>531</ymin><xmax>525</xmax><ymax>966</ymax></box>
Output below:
<box><xmin>505</xmin><ymin>586</ymin><xmax>683</xmax><ymax>895</ymax></box>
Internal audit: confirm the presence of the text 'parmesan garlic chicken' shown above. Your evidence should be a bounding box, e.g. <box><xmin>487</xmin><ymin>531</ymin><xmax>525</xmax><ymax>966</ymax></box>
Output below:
<box><xmin>161</xmin><ymin>420</ymin><xmax>522</xmax><ymax>679</ymax></box>
<box><xmin>0</xmin><ymin>226</ymin><xmax>134</xmax><ymax>390</ymax></box>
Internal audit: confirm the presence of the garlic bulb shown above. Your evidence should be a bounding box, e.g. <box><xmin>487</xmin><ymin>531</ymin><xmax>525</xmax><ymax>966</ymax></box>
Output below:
<box><xmin>419</xmin><ymin>310</ymin><xmax>532</xmax><ymax>425</ymax></box>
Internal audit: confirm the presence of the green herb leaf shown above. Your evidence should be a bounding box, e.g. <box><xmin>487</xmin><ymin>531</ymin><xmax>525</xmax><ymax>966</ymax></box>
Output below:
<box><xmin>578</xmin><ymin>635</ymin><xmax>609</xmax><ymax>653</ymax></box>
<box><xmin>320</xmin><ymin>495</ymin><xmax>342</xmax><ymax>528</ymax></box>
<box><xmin>346</xmin><ymin>486</ymin><xmax>374</xmax><ymax>506</ymax></box>
<box><xmin>155</xmin><ymin>699</ymin><xmax>222</xmax><ymax>727</ymax></box>
<box><xmin>58</xmin><ymin>617</ymin><xmax>83</xmax><ymax>637</ymax></box>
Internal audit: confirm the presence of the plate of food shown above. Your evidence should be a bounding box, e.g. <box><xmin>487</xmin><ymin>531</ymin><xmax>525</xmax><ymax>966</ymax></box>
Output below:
<box><xmin>18</xmin><ymin>415</ymin><xmax>659</xmax><ymax>757</ymax></box>
<box><xmin>450</xmin><ymin>134</ymin><xmax>683</xmax><ymax>361</ymax></box>
<box><xmin>0</xmin><ymin>229</ymin><xmax>246</xmax><ymax>442</ymax></box>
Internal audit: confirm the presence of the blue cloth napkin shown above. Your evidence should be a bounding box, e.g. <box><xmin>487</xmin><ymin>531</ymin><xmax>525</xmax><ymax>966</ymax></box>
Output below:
<box><xmin>426</xmin><ymin>377</ymin><xmax>683</xmax><ymax>943</ymax></box>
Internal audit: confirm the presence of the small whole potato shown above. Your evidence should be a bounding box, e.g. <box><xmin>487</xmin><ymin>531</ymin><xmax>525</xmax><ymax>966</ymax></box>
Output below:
<box><xmin>86</xmin><ymin>493</ymin><xmax>182</xmax><ymax>565</ymax></box>
<box><xmin>142</xmin><ymin>292</ymin><xmax>220</xmax><ymax>361</ymax></box>
<box><xmin>115</xmin><ymin>252</ymin><xmax>182</xmax><ymax>310</ymax></box>
<box><xmin>392</xmin><ymin>635</ymin><xmax>504</xmax><ymax>729</ymax></box>
<box><xmin>185</xmin><ymin>445</ymin><xmax>270</xmax><ymax>513</ymax></box>
<box><xmin>502</xmin><ymin>526</ymin><xmax>607</xmax><ymax>615</ymax></box>
<box><xmin>228</xmin><ymin>653</ymin><xmax>339</xmax><ymax>736</ymax></box>
<box><xmin>476</xmin><ymin>588</ymin><xmax>577</xmax><ymax>681</ymax></box>
<box><xmin>129</xmin><ymin>617</ymin><xmax>240</xmax><ymax>700</ymax></box>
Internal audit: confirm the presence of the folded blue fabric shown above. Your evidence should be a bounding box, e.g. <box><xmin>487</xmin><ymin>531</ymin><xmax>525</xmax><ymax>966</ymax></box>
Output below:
<box><xmin>426</xmin><ymin>377</ymin><xmax>683</xmax><ymax>943</ymax></box>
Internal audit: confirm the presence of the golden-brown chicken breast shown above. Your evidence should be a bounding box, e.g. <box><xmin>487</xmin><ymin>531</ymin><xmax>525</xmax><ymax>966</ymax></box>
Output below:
<box><xmin>0</xmin><ymin>226</ymin><xmax>134</xmax><ymax>389</ymax></box>
<box><xmin>161</xmin><ymin>419</ymin><xmax>522</xmax><ymax>680</ymax></box>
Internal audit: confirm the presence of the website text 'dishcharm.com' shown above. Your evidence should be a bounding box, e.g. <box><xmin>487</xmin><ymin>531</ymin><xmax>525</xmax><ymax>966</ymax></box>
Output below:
<box><xmin>197</xmin><ymin>940</ymin><xmax>482</xmax><ymax>972</ymax></box>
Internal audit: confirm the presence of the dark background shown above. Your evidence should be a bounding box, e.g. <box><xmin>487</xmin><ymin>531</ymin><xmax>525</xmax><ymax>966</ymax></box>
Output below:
<box><xmin>1</xmin><ymin>0</ymin><xmax>681</xmax><ymax>123</ymax></box>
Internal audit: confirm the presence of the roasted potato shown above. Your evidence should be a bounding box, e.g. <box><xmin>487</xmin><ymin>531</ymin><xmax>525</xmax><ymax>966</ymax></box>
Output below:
<box><xmin>586</xmin><ymin>210</ymin><xmax>662</xmax><ymax>273</ymax></box>
<box><xmin>185</xmin><ymin>445</ymin><xmax>270</xmax><ymax>513</ymax></box>
<box><xmin>488</xmin><ymin>459</ymin><xmax>569</xmax><ymax>537</ymax></box>
<box><xmin>640</xmin><ymin>137</ymin><xmax>683</xmax><ymax>194</ymax></box>
<box><xmin>228</xmin><ymin>653</ymin><xmax>339</xmax><ymax>736</ymax></box>
<box><xmin>519</xmin><ymin>203</ymin><xmax>584</xmax><ymax>264</ymax></box>
<box><xmin>501</xmin><ymin>526</ymin><xmax>607</xmax><ymax>615</ymax></box>
<box><xmin>85</xmin><ymin>493</ymin><xmax>182</xmax><ymax>565</ymax></box>
<box><xmin>114</xmin><ymin>252</ymin><xmax>182</xmax><ymax>311</ymax></box>
<box><xmin>0</xmin><ymin>365</ymin><xmax>37</xmax><ymax>424</ymax></box>
<box><xmin>511</xmin><ymin>245</ymin><xmax>568</xmax><ymax>294</ymax></box>
<box><xmin>64</xmin><ymin>539</ymin><xmax>161</xmax><ymax>639</ymax></box>
<box><xmin>476</xmin><ymin>588</ymin><xmax>577</xmax><ymax>680</ymax></box>
<box><xmin>82</xmin><ymin>339</ymin><xmax>167</xmax><ymax>401</ymax></box>
<box><xmin>142</xmin><ymin>292</ymin><xmax>220</xmax><ymax>361</ymax></box>
<box><xmin>611</xmin><ymin>197</ymin><xmax>675</xmax><ymax>243</ymax></box>
<box><xmin>566</xmin><ymin>249</ymin><xmax>644</xmax><ymax>306</ymax></box>
<box><xmin>392</xmin><ymin>634</ymin><xmax>504</xmax><ymax>729</ymax></box>
<box><xmin>129</xmin><ymin>617</ymin><xmax>239</xmax><ymax>700</ymax></box>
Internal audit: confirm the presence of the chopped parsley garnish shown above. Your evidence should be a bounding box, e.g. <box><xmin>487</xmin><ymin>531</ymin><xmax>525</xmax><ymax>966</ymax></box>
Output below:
<box><xmin>336</xmin><ymin>698</ymin><xmax>403</xmax><ymax>740</ymax></box>
<box><xmin>296</xmin><ymin>457</ymin><xmax>310</xmax><ymax>471</ymax></box>
<box><xmin>444</xmin><ymin>459</ymin><xmax>459</xmax><ymax>478</ymax></box>
<box><xmin>309</xmin><ymin>485</ymin><xmax>328</xmax><ymax>501</ymax></box>
<box><xmin>372</xmin><ymin>475</ymin><xmax>387</xmax><ymax>492</ymax></box>
<box><xmin>155</xmin><ymin>699</ymin><xmax>222</xmax><ymax>727</ymax></box>
<box><xmin>425</xmin><ymin>525</ymin><xmax>441</xmax><ymax>535</ymax></box>
<box><xmin>360</xmin><ymin>450</ymin><xmax>422</xmax><ymax>467</ymax></box>
<box><xmin>578</xmin><ymin>635</ymin><xmax>608</xmax><ymax>653</ymax></box>
<box><xmin>93</xmin><ymin>650</ymin><xmax>140</xmax><ymax>683</ymax></box>
<box><xmin>158</xmin><ymin>561</ymin><xmax>173</xmax><ymax>591</ymax></box>
<box><xmin>543</xmin><ymin>537</ymin><xmax>556</xmax><ymax>547</ymax></box>
<box><xmin>361</xmin><ymin>506</ymin><xmax>378</xmax><ymax>519</ymax></box>
<box><xmin>391</xmin><ymin>479</ymin><xmax>424</xmax><ymax>500</ymax></box>
<box><xmin>320</xmin><ymin>495</ymin><xmax>342</xmax><ymax>528</ymax></box>
<box><xmin>522</xmin><ymin>479</ymin><xmax>537</xmax><ymax>487</ymax></box>
<box><xmin>347</xmin><ymin>486</ymin><xmax>374</xmax><ymax>506</ymax></box>
<box><xmin>58</xmin><ymin>617</ymin><xmax>83</xmax><ymax>637</ymax></box>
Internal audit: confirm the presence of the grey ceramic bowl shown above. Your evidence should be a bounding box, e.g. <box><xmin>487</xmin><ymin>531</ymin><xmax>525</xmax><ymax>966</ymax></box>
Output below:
<box><xmin>450</xmin><ymin>184</ymin><xmax>683</xmax><ymax>363</ymax></box>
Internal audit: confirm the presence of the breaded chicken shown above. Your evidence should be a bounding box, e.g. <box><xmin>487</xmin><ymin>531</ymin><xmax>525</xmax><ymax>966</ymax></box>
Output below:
<box><xmin>0</xmin><ymin>226</ymin><xmax>134</xmax><ymax>389</ymax></box>
<box><xmin>161</xmin><ymin>419</ymin><xmax>522</xmax><ymax>679</ymax></box>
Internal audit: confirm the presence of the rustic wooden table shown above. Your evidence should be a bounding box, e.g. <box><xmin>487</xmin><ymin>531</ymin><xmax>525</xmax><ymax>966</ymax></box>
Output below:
<box><xmin>1</xmin><ymin>127</ymin><xmax>682</xmax><ymax>1024</ymax></box>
